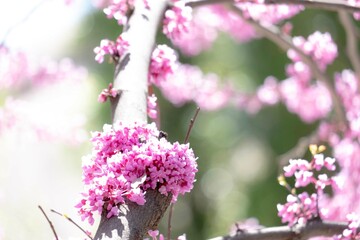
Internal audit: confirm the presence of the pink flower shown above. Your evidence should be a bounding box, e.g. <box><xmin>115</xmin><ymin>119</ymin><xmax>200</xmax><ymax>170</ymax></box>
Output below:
<box><xmin>148</xmin><ymin>230</ymin><xmax>159</xmax><ymax>239</ymax></box>
<box><xmin>159</xmin><ymin>64</ymin><xmax>231</xmax><ymax>111</ymax></box>
<box><xmin>288</xmin><ymin>32</ymin><xmax>338</xmax><ymax>70</ymax></box>
<box><xmin>277</xmin><ymin>192</ymin><xmax>318</xmax><ymax>226</ymax></box>
<box><xmin>97</xmin><ymin>83</ymin><xmax>119</xmax><ymax>103</ymax></box>
<box><xmin>171</xmin><ymin>6</ymin><xmax>219</xmax><ymax>56</ymax></box>
<box><xmin>76</xmin><ymin>122</ymin><xmax>198</xmax><ymax>224</ymax></box>
<box><xmin>294</xmin><ymin>170</ymin><xmax>314</xmax><ymax>188</ymax></box>
<box><xmin>236</xmin><ymin>2</ymin><xmax>303</xmax><ymax>24</ymax></box>
<box><xmin>103</xmin><ymin>0</ymin><xmax>135</xmax><ymax>25</ymax></box>
<box><xmin>94</xmin><ymin>33</ymin><xmax>129</xmax><ymax>63</ymax></box>
<box><xmin>163</xmin><ymin>1</ymin><xmax>192</xmax><ymax>41</ymax></box>
<box><xmin>335</xmin><ymin>213</ymin><xmax>360</xmax><ymax>239</ymax></box>
<box><xmin>149</xmin><ymin>45</ymin><xmax>178</xmax><ymax>86</ymax></box>
<box><xmin>208</xmin><ymin>5</ymin><xmax>257</xmax><ymax>43</ymax></box>
<box><xmin>147</xmin><ymin>94</ymin><xmax>157</xmax><ymax>119</ymax></box>
<box><xmin>94</xmin><ymin>39</ymin><xmax>116</xmax><ymax>63</ymax></box>
<box><xmin>279</xmin><ymin>78</ymin><xmax>332</xmax><ymax>123</ymax></box>
<box><xmin>283</xmin><ymin>159</ymin><xmax>310</xmax><ymax>177</ymax></box>
<box><xmin>256</xmin><ymin>76</ymin><xmax>280</xmax><ymax>105</ymax></box>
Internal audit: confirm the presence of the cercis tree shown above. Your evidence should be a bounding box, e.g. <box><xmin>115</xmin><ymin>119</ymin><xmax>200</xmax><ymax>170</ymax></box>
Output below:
<box><xmin>3</xmin><ymin>0</ymin><xmax>360</xmax><ymax>239</ymax></box>
<box><xmin>72</xmin><ymin>0</ymin><xmax>360</xmax><ymax>239</ymax></box>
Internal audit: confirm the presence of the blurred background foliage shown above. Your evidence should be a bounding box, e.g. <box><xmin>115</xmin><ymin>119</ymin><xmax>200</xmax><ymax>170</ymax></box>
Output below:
<box><xmin>63</xmin><ymin>4</ymin><xmax>353</xmax><ymax>240</ymax></box>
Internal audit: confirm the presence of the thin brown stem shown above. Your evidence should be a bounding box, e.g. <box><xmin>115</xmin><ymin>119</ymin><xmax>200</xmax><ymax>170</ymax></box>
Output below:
<box><xmin>166</xmin><ymin>107</ymin><xmax>200</xmax><ymax>239</ymax></box>
<box><xmin>338</xmin><ymin>10</ymin><xmax>360</xmax><ymax>81</ymax></box>
<box><xmin>38</xmin><ymin>205</ymin><xmax>59</xmax><ymax>240</ymax></box>
<box><xmin>51</xmin><ymin>209</ymin><xmax>94</xmax><ymax>240</ymax></box>
<box><xmin>186</xmin><ymin>0</ymin><xmax>360</xmax><ymax>13</ymax></box>
<box><xmin>184</xmin><ymin>107</ymin><xmax>201</xmax><ymax>144</ymax></box>
<box><xmin>167</xmin><ymin>203</ymin><xmax>175</xmax><ymax>240</ymax></box>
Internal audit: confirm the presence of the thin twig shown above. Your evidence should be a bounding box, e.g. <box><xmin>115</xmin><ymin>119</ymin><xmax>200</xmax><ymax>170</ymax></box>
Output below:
<box><xmin>51</xmin><ymin>209</ymin><xmax>94</xmax><ymax>240</ymax></box>
<box><xmin>1</xmin><ymin>0</ymin><xmax>49</xmax><ymax>46</ymax></box>
<box><xmin>184</xmin><ymin>107</ymin><xmax>201</xmax><ymax>144</ymax></box>
<box><xmin>208</xmin><ymin>220</ymin><xmax>352</xmax><ymax>240</ymax></box>
<box><xmin>230</xmin><ymin>6</ymin><xmax>348</xmax><ymax>128</ymax></box>
<box><xmin>38</xmin><ymin>205</ymin><xmax>59</xmax><ymax>240</ymax></box>
<box><xmin>185</xmin><ymin>0</ymin><xmax>360</xmax><ymax>13</ymax></box>
<box><xmin>338</xmin><ymin>10</ymin><xmax>360</xmax><ymax>81</ymax></box>
<box><xmin>167</xmin><ymin>107</ymin><xmax>201</xmax><ymax>240</ymax></box>
<box><xmin>167</xmin><ymin>203</ymin><xmax>175</xmax><ymax>240</ymax></box>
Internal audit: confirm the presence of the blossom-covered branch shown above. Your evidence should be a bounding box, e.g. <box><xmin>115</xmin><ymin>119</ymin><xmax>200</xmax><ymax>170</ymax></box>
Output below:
<box><xmin>89</xmin><ymin>1</ymin><xmax>184</xmax><ymax>240</ymax></box>
<box><xmin>185</xmin><ymin>0</ymin><xmax>360</xmax><ymax>13</ymax></box>
<box><xmin>230</xmin><ymin>6</ymin><xmax>347</xmax><ymax>126</ymax></box>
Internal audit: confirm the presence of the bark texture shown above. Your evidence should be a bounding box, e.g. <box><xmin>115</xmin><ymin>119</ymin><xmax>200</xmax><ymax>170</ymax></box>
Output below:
<box><xmin>111</xmin><ymin>0</ymin><xmax>168</xmax><ymax>124</ymax></box>
<box><xmin>95</xmin><ymin>0</ymin><xmax>171</xmax><ymax>239</ymax></box>
<box><xmin>95</xmin><ymin>190</ymin><xmax>172</xmax><ymax>240</ymax></box>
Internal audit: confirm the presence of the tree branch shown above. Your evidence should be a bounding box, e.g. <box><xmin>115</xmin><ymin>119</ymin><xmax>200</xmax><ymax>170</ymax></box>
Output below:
<box><xmin>95</xmin><ymin>190</ymin><xmax>172</xmax><ymax>240</ymax></box>
<box><xmin>51</xmin><ymin>209</ymin><xmax>93</xmax><ymax>240</ymax></box>
<box><xmin>110</xmin><ymin>0</ymin><xmax>168</xmax><ymax>124</ymax></box>
<box><xmin>94</xmin><ymin>1</ymin><xmax>171</xmax><ymax>239</ymax></box>
<box><xmin>186</xmin><ymin>0</ymin><xmax>360</xmax><ymax>12</ymax></box>
<box><xmin>230</xmin><ymin>6</ymin><xmax>348</xmax><ymax>128</ymax></box>
<box><xmin>38</xmin><ymin>205</ymin><xmax>59</xmax><ymax>240</ymax></box>
<box><xmin>338</xmin><ymin>10</ymin><xmax>360</xmax><ymax>80</ymax></box>
<box><xmin>208</xmin><ymin>220</ymin><xmax>349</xmax><ymax>240</ymax></box>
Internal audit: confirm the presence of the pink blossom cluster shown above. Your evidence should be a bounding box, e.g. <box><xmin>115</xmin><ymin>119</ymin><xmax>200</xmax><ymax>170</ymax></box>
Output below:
<box><xmin>147</xmin><ymin>94</ymin><xmax>157</xmax><ymax>119</ymax></box>
<box><xmin>236</xmin><ymin>31</ymin><xmax>337</xmax><ymax>122</ymax></box>
<box><xmin>170</xmin><ymin>6</ymin><xmax>219</xmax><ymax>56</ymax></box>
<box><xmin>277</xmin><ymin>192</ymin><xmax>318</xmax><ymax>226</ymax></box>
<box><xmin>209</xmin><ymin>5</ymin><xmax>258</xmax><ymax>43</ymax></box>
<box><xmin>0</xmin><ymin>46</ymin><xmax>87</xmax><ymax>90</ymax></box>
<box><xmin>148</xmin><ymin>230</ymin><xmax>186</xmax><ymax>240</ymax></box>
<box><xmin>335</xmin><ymin>70</ymin><xmax>360</xmax><ymax>137</ymax></box>
<box><xmin>335</xmin><ymin>213</ymin><xmax>360</xmax><ymax>240</ymax></box>
<box><xmin>163</xmin><ymin>1</ymin><xmax>192</xmax><ymax>42</ymax></box>
<box><xmin>149</xmin><ymin>44</ymin><xmax>178</xmax><ymax>86</ymax></box>
<box><xmin>314</xmin><ymin>70</ymin><xmax>360</xmax><ymax>223</ymax></box>
<box><xmin>280</xmin><ymin>78</ymin><xmax>332</xmax><ymax>123</ymax></box>
<box><xmin>288</xmin><ymin>32</ymin><xmax>338</xmax><ymax>71</ymax></box>
<box><xmin>277</xmin><ymin>152</ymin><xmax>338</xmax><ymax>226</ymax></box>
<box><xmin>94</xmin><ymin>33</ymin><xmax>129</xmax><ymax>63</ymax></box>
<box><xmin>236</xmin><ymin>2</ymin><xmax>304</xmax><ymax>25</ymax></box>
<box><xmin>95</xmin><ymin>0</ymin><xmax>150</xmax><ymax>24</ymax></box>
<box><xmin>171</xmin><ymin>5</ymin><xmax>257</xmax><ymax>56</ymax></box>
<box><xmin>76</xmin><ymin>122</ymin><xmax>197</xmax><ymax>224</ymax></box>
<box><xmin>171</xmin><ymin>3</ymin><xmax>302</xmax><ymax>56</ymax></box>
<box><xmin>283</xmin><ymin>154</ymin><xmax>336</xmax><ymax>188</ymax></box>
<box><xmin>98</xmin><ymin>83</ymin><xmax>119</xmax><ymax>103</ymax></box>
<box><xmin>235</xmin><ymin>75</ymin><xmax>332</xmax><ymax>122</ymax></box>
<box><xmin>103</xmin><ymin>0</ymin><xmax>134</xmax><ymax>25</ymax></box>
<box><xmin>158</xmin><ymin>64</ymin><xmax>232</xmax><ymax>111</ymax></box>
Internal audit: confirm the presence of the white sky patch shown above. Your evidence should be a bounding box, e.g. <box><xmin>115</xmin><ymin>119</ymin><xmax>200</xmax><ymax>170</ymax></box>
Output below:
<box><xmin>0</xmin><ymin>0</ymin><xmax>92</xmax><ymax>55</ymax></box>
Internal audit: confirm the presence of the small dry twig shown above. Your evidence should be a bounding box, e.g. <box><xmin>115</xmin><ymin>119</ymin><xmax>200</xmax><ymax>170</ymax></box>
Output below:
<box><xmin>167</xmin><ymin>107</ymin><xmax>201</xmax><ymax>240</ymax></box>
<box><xmin>38</xmin><ymin>205</ymin><xmax>59</xmax><ymax>240</ymax></box>
<box><xmin>51</xmin><ymin>209</ymin><xmax>94</xmax><ymax>240</ymax></box>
